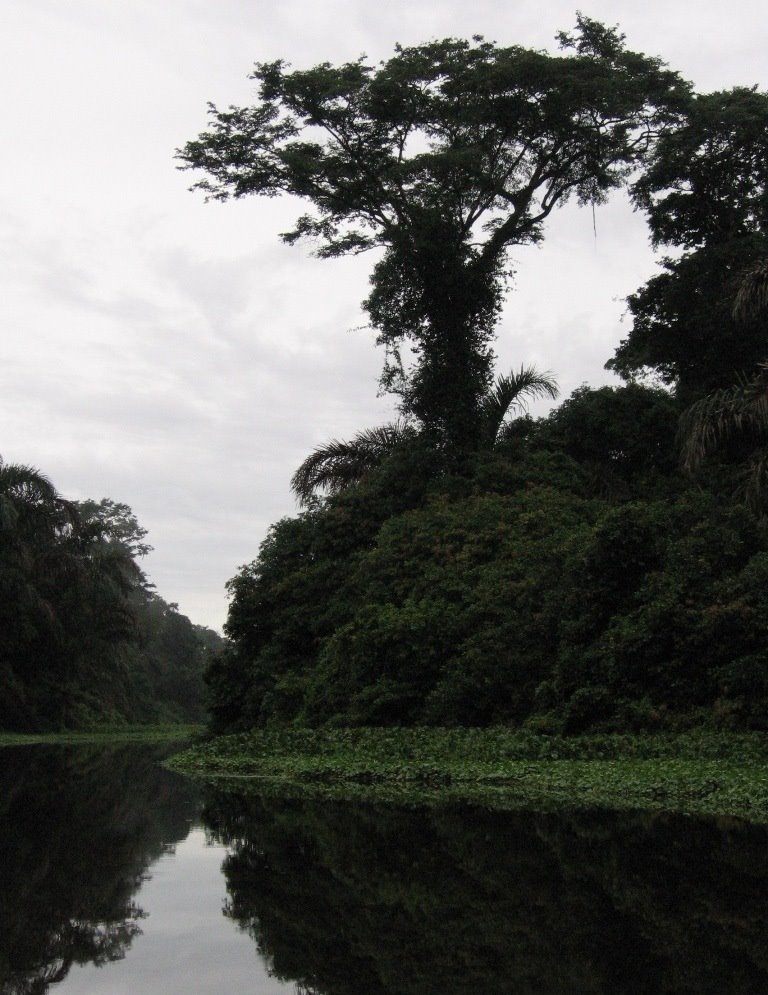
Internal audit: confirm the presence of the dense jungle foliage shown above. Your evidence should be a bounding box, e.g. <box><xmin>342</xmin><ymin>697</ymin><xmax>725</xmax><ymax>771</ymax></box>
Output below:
<box><xmin>0</xmin><ymin>466</ymin><xmax>222</xmax><ymax>731</ymax></box>
<box><xmin>208</xmin><ymin>424</ymin><xmax>768</xmax><ymax>732</ymax></box>
<box><xmin>186</xmin><ymin>21</ymin><xmax>768</xmax><ymax>735</ymax></box>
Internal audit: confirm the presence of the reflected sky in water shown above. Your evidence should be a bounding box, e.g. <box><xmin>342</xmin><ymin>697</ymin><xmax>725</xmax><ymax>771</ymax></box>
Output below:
<box><xmin>0</xmin><ymin>745</ymin><xmax>296</xmax><ymax>995</ymax></box>
<box><xmin>55</xmin><ymin>828</ymin><xmax>290</xmax><ymax>995</ymax></box>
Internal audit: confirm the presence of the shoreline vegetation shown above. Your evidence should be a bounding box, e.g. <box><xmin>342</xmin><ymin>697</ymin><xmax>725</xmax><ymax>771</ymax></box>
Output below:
<box><xmin>181</xmin><ymin>30</ymin><xmax>768</xmax><ymax>746</ymax></box>
<box><xmin>0</xmin><ymin>723</ymin><xmax>202</xmax><ymax>747</ymax></box>
<box><xmin>166</xmin><ymin>727</ymin><xmax>768</xmax><ymax>822</ymax></box>
<box><xmin>0</xmin><ymin>464</ymin><xmax>222</xmax><ymax>732</ymax></box>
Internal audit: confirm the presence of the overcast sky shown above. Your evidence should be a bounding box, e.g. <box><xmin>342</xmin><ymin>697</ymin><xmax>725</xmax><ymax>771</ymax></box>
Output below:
<box><xmin>2</xmin><ymin>0</ymin><xmax>767</xmax><ymax>632</ymax></box>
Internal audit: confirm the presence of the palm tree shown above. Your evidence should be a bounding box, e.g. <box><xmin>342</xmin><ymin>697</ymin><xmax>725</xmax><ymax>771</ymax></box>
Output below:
<box><xmin>0</xmin><ymin>459</ymin><xmax>84</xmax><ymax>724</ymax></box>
<box><xmin>678</xmin><ymin>260</ymin><xmax>768</xmax><ymax>509</ymax></box>
<box><xmin>0</xmin><ymin>458</ymin><xmax>72</xmax><ymax>532</ymax></box>
<box><xmin>0</xmin><ymin>459</ymin><xmax>83</xmax><ymax>602</ymax></box>
<box><xmin>477</xmin><ymin>366</ymin><xmax>560</xmax><ymax>445</ymax></box>
<box><xmin>291</xmin><ymin>366</ymin><xmax>558</xmax><ymax>506</ymax></box>
<box><xmin>290</xmin><ymin>421</ymin><xmax>417</xmax><ymax>507</ymax></box>
<box><xmin>0</xmin><ymin>458</ymin><xmax>142</xmax><ymax>727</ymax></box>
<box><xmin>733</xmin><ymin>259</ymin><xmax>768</xmax><ymax>324</ymax></box>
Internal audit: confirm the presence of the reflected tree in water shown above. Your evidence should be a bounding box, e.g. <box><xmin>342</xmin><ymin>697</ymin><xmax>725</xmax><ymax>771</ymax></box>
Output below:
<box><xmin>204</xmin><ymin>792</ymin><xmax>768</xmax><ymax>995</ymax></box>
<box><xmin>0</xmin><ymin>746</ymin><xmax>198</xmax><ymax>995</ymax></box>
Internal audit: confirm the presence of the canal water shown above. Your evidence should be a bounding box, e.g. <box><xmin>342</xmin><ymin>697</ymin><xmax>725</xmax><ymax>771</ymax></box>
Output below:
<box><xmin>2</xmin><ymin>743</ymin><xmax>768</xmax><ymax>994</ymax></box>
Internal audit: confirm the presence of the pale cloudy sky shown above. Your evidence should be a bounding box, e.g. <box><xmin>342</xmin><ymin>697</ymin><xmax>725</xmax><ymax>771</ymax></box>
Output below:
<box><xmin>2</xmin><ymin>0</ymin><xmax>767</xmax><ymax>631</ymax></box>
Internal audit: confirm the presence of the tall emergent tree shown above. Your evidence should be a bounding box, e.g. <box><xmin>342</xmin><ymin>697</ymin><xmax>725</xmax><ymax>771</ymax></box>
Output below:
<box><xmin>178</xmin><ymin>17</ymin><xmax>688</xmax><ymax>453</ymax></box>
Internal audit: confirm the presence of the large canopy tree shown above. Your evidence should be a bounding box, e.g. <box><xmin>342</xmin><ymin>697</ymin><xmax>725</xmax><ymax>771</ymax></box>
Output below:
<box><xmin>179</xmin><ymin>17</ymin><xmax>688</xmax><ymax>452</ymax></box>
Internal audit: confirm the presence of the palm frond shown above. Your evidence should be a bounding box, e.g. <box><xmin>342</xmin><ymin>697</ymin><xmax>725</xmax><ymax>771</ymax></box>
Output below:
<box><xmin>291</xmin><ymin>421</ymin><xmax>415</xmax><ymax>506</ymax></box>
<box><xmin>733</xmin><ymin>260</ymin><xmax>768</xmax><ymax>324</ymax></box>
<box><xmin>0</xmin><ymin>459</ymin><xmax>58</xmax><ymax>506</ymax></box>
<box><xmin>0</xmin><ymin>494</ymin><xmax>19</xmax><ymax>531</ymax></box>
<box><xmin>678</xmin><ymin>364</ymin><xmax>768</xmax><ymax>471</ymax></box>
<box><xmin>481</xmin><ymin>365</ymin><xmax>559</xmax><ymax>443</ymax></box>
<box><xmin>739</xmin><ymin>448</ymin><xmax>768</xmax><ymax>514</ymax></box>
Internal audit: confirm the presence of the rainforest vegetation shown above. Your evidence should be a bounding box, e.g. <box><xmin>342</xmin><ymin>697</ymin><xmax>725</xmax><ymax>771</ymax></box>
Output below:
<box><xmin>178</xmin><ymin>17</ymin><xmax>768</xmax><ymax>737</ymax></box>
<box><xmin>6</xmin><ymin>20</ymin><xmax>767</xmax><ymax>740</ymax></box>
<box><xmin>0</xmin><ymin>462</ymin><xmax>222</xmax><ymax>731</ymax></box>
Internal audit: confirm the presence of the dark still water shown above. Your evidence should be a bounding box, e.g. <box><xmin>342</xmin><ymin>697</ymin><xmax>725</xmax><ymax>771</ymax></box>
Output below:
<box><xmin>2</xmin><ymin>746</ymin><xmax>768</xmax><ymax>995</ymax></box>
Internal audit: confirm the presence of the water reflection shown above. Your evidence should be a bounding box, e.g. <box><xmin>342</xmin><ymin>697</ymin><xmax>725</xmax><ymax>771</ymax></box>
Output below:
<box><xmin>203</xmin><ymin>791</ymin><xmax>768</xmax><ymax>995</ymax></box>
<box><xmin>4</xmin><ymin>747</ymin><xmax>768</xmax><ymax>995</ymax></box>
<box><xmin>0</xmin><ymin>745</ymin><xmax>198</xmax><ymax>995</ymax></box>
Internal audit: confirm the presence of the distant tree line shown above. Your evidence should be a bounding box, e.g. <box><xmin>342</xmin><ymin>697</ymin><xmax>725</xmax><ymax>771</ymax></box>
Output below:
<box><xmin>0</xmin><ymin>464</ymin><xmax>222</xmax><ymax>731</ymax></box>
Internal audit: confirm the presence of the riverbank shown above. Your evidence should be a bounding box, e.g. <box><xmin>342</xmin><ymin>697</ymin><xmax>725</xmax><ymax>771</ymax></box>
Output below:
<box><xmin>0</xmin><ymin>723</ymin><xmax>202</xmax><ymax>747</ymax></box>
<box><xmin>167</xmin><ymin>727</ymin><xmax>768</xmax><ymax>820</ymax></box>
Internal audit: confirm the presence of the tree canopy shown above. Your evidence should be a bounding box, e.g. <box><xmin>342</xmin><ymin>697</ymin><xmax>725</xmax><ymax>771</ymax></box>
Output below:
<box><xmin>179</xmin><ymin>17</ymin><xmax>688</xmax><ymax>450</ymax></box>
<box><xmin>609</xmin><ymin>87</ymin><xmax>768</xmax><ymax>397</ymax></box>
<box><xmin>633</xmin><ymin>88</ymin><xmax>768</xmax><ymax>250</ymax></box>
